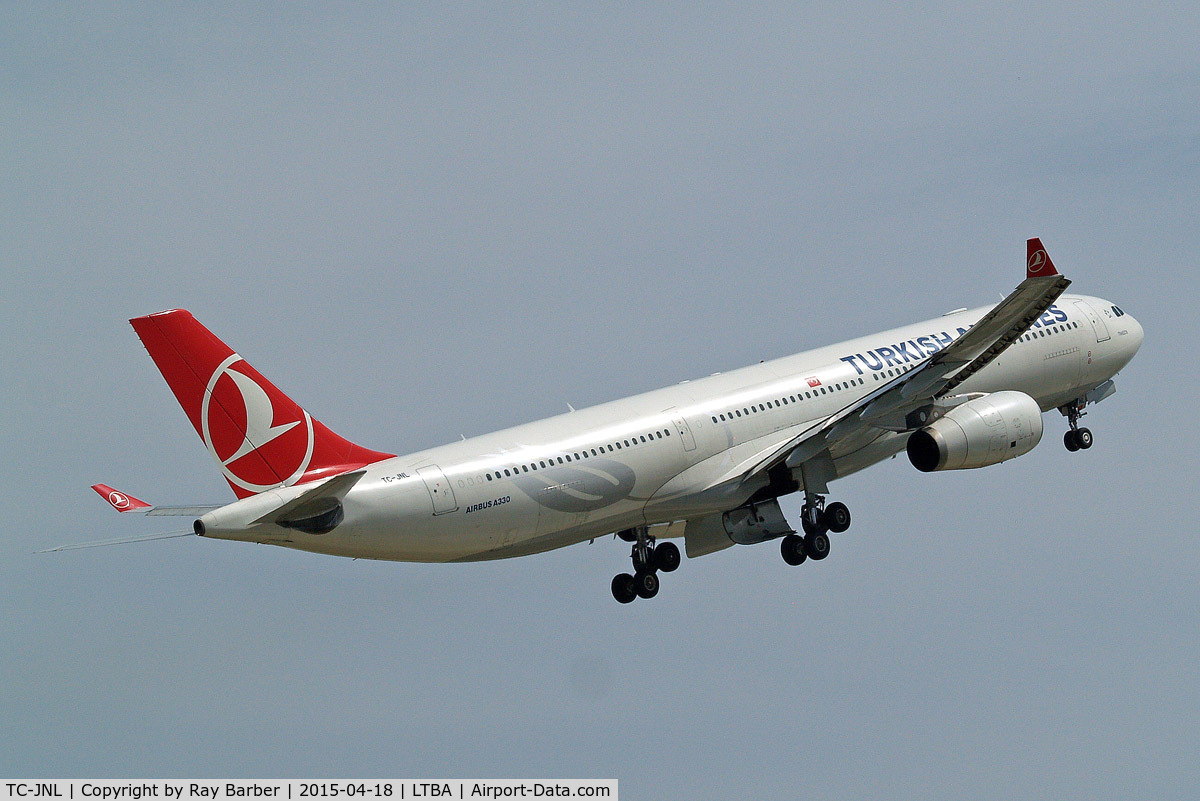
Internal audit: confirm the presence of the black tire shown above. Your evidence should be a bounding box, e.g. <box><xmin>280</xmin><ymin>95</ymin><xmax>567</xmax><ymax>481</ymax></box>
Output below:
<box><xmin>781</xmin><ymin>533</ymin><xmax>807</xmax><ymax>566</ymax></box>
<box><xmin>617</xmin><ymin>529</ymin><xmax>638</xmax><ymax>543</ymax></box>
<box><xmin>805</xmin><ymin>530</ymin><xmax>831</xmax><ymax>561</ymax></box>
<box><xmin>634</xmin><ymin>570</ymin><xmax>660</xmax><ymax>599</ymax></box>
<box><xmin>1076</xmin><ymin>427</ymin><xmax>1094</xmax><ymax>449</ymax></box>
<box><xmin>824</xmin><ymin>501</ymin><xmax>851</xmax><ymax>533</ymax></box>
<box><xmin>1064</xmin><ymin>430</ymin><xmax>1080</xmax><ymax>452</ymax></box>
<box><xmin>611</xmin><ymin>573</ymin><xmax>637</xmax><ymax>604</ymax></box>
<box><xmin>654</xmin><ymin>541</ymin><xmax>681</xmax><ymax>573</ymax></box>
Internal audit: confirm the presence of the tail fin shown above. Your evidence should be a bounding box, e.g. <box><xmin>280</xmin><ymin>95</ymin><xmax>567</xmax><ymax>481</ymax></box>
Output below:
<box><xmin>130</xmin><ymin>310</ymin><xmax>394</xmax><ymax>499</ymax></box>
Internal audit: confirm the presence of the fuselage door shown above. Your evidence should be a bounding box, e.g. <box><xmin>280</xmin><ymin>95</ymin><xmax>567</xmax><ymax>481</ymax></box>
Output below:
<box><xmin>1074</xmin><ymin>300</ymin><xmax>1111</xmax><ymax>343</ymax></box>
<box><xmin>672</xmin><ymin>416</ymin><xmax>697</xmax><ymax>452</ymax></box>
<box><xmin>417</xmin><ymin>465</ymin><xmax>458</xmax><ymax>515</ymax></box>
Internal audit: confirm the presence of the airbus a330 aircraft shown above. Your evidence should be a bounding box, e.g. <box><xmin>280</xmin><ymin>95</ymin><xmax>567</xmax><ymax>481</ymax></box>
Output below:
<box><xmin>80</xmin><ymin>239</ymin><xmax>1142</xmax><ymax>603</ymax></box>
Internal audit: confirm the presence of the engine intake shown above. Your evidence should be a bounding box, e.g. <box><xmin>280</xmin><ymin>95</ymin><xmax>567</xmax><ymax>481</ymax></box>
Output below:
<box><xmin>907</xmin><ymin>391</ymin><xmax>1043</xmax><ymax>472</ymax></box>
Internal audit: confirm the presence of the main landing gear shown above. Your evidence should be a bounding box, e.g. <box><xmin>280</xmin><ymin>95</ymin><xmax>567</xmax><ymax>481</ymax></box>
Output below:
<box><xmin>780</xmin><ymin>494</ymin><xmax>851</xmax><ymax>567</ymax></box>
<box><xmin>611</xmin><ymin>526</ymin><xmax>680</xmax><ymax>604</ymax></box>
<box><xmin>1061</xmin><ymin>400</ymin><xmax>1094</xmax><ymax>452</ymax></box>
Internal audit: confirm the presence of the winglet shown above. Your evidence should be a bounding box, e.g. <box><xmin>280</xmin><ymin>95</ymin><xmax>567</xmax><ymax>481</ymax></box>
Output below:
<box><xmin>1026</xmin><ymin>238</ymin><xmax>1059</xmax><ymax>278</ymax></box>
<box><xmin>91</xmin><ymin>484</ymin><xmax>152</xmax><ymax>513</ymax></box>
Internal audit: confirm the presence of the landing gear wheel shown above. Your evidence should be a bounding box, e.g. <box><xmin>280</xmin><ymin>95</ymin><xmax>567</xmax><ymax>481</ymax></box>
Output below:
<box><xmin>781</xmin><ymin>534</ymin><xmax>807</xmax><ymax>566</ymax></box>
<box><xmin>634</xmin><ymin>570</ymin><xmax>660</xmax><ymax>599</ymax></box>
<box><xmin>1064</xmin><ymin>430</ymin><xmax>1080</xmax><ymax>452</ymax></box>
<box><xmin>616</xmin><ymin>528</ymin><xmax>637</xmax><ymax>542</ymax></box>
<box><xmin>823</xmin><ymin>502</ymin><xmax>851</xmax><ymax>533</ymax></box>
<box><xmin>611</xmin><ymin>573</ymin><xmax>637</xmax><ymax>604</ymax></box>
<box><xmin>1076</xmin><ymin>427</ymin><xmax>1093</xmax><ymax>449</ymax></box>
<box><xmin>805</xmin><ymin>530</ymin><xmax>831</xmax><ymax>561</ymax></box>
<box><xmin>654</xmin><ymin>541</ymin><xmax>681</xmax><ymax>573</ymax></box>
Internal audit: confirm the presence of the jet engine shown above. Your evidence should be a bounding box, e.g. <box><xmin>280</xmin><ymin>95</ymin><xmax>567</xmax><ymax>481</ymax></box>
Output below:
<box><xmin>907</xmin><ymin>391</ymin><xmax>1044</xmax><ymax>472</ymax></box>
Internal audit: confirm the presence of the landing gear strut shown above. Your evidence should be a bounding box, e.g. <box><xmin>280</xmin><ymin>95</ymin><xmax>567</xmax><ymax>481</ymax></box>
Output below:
<box><xmin>781</xmin><ymin>493</ymin><xmax>851</xmax><ymax>566</ymax></box>
<box><xmin>611</xmin><ymin>526</ymin><xmax>679</xmax><ymax>604</ymax></box>
<box><xmin>1061</xmin><ymin>400</ymin><xmax>1094</xmax><ymax>452</ymax></box>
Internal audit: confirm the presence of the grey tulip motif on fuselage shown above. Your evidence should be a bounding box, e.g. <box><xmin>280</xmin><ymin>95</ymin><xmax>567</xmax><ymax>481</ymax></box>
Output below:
<box><xmin>511</xmin><ymin>458</ymin><xmax>637</xmax><ymax>513</ymax></box>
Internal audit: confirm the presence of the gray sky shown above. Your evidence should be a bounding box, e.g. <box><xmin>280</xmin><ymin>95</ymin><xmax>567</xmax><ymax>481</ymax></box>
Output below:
<box><xmin>2</xmin><ymin>3</ymin><xmax>1196</xmax><ymax>797</ymax></box>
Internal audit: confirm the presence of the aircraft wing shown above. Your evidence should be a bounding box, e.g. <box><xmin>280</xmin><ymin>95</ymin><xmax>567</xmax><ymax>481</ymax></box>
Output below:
<box><xmin>741</xmin><ymin>239</ymin><xmax>1071</xmax><ymax>484</ymax></box>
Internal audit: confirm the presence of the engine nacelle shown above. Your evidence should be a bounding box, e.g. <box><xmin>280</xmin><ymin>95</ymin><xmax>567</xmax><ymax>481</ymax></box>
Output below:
<box><xmin>907</xmin><ymin>391</ymin><xmax>1044</xmax><ymax>472</ymax></box>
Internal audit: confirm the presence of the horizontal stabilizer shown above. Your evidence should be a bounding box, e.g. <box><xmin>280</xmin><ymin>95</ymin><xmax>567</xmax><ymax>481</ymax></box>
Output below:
<box><xmin>92</xmin><ymin>484</ymin><xmax>151</xmax><ymax>512</ymax></box>
<box><xmin>146</xmin><ymin>506</ymin><xmax>222</xmax><ymax>517</ymax></box>
<box><xmin>91</xmin><ymin>484</ymin><xmax>219</xmax><ymax>516</ymax></box>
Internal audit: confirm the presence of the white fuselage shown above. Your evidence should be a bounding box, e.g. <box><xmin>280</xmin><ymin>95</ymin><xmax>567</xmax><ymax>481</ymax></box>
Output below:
<box><xmin>199</xmin><ymin>294</ymin><xmax>1143</xmax><ymax>561</ymax></box>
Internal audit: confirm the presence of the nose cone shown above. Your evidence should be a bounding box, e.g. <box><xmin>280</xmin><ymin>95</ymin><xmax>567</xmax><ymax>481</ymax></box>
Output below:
<box><xmin>1109</xmin><ymin>310</ymin><xmax>1144</xmax><ymax>374</ymax></box>
<box><xmin>1122</xmin><ymin>312</ymin><xmax>1144</xmax><ymax>361</ymax></box>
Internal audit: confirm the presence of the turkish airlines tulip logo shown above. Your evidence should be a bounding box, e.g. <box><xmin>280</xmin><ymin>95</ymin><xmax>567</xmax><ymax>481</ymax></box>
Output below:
<box><xmin>201</xmin><ymin>354</ymin><xmax>314</xmax><ymax>493</ymax></box>
<box><xmin>108</xmin><ymin>491</ymin><xmax>130</xmax><ymax>510</ymax></box>
<box><xmin>1027</xmin><ymin>249</ymin><xmax>1048</xmax><ymax>274</ymax></box>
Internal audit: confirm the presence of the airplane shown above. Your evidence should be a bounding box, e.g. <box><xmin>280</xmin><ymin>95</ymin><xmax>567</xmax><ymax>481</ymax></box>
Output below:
<box><xmin>78</xmin><ymin>238</ymin><xmax>1142</xmax><ymax>603</ymax></box>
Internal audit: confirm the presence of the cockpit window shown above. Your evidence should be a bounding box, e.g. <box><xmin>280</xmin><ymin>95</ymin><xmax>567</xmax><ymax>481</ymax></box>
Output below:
<box><xmin>1112</xmin><ymin>305</ymin><xmax>1125</xmax><ymax>317</ymax></box>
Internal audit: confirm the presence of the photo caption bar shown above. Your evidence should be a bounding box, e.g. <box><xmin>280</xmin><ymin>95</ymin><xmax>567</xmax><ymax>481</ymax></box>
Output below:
<box><xmin>0</xmin><ymin>782</ymin><xmax>617</xmax><ymax>801</ymax></box>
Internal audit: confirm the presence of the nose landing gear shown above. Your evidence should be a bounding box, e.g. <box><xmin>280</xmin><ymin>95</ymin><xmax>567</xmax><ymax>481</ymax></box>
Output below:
<box><xmin>611</xmin><ymin>526</ymin><xmax>680</xmax><ymax>604</ymax></box>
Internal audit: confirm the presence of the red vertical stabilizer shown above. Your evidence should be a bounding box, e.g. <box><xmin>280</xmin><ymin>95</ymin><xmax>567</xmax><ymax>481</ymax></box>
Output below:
<box><xmin>130</xmin><ymin>310</ymin><xmax>394</xmax><ymax>499</ymax></box>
